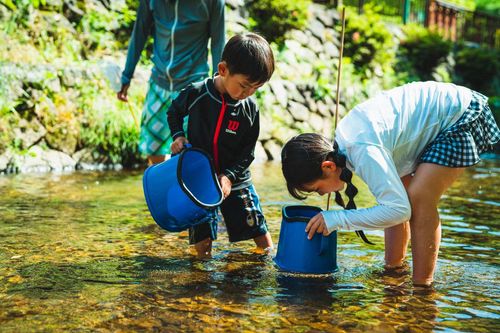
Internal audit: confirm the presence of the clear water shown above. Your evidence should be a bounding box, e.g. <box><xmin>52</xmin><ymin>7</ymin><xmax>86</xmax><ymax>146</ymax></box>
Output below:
<box><xmin>0</xmin><ymin>161</ymin><xmax>498</xmax><ymax>332</ymax></box>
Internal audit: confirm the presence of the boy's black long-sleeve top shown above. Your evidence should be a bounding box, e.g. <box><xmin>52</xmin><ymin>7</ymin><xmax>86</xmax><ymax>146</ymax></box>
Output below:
<box><xmin>167</xmin><ymin>77</ymin><xmax>260</xmax><ymax>189</ymax></box>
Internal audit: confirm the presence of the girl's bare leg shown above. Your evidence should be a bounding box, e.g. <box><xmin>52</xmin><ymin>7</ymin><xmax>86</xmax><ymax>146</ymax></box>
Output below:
<box><xmin>384</xmin><ymin>175</ymin><xmax>412</xmax><ymax>268</ymax></box>
<box><xmin>384</xmin><ymin>222</ymin><xmax>411</xmax><ymax>268</ymax></box>
<box><xmin>407</xmin><ymin>163</ymin><xmax>464</xmax><ymax>286</ymax></box>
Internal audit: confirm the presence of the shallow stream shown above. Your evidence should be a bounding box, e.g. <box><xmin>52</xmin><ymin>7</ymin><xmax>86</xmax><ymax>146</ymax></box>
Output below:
<box><xmin>0</xmin><ymin>161</ymin><xmax>498</xmax><ymax>332</ymax></box>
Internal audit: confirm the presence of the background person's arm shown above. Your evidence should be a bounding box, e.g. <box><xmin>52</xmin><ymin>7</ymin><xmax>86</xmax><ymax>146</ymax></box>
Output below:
<box><xmin>121</xmin><ymin>0</ymin><xmax>153</xmax><ymax>87</ymax></box>
<box><xmin>209</xmin><ymin>0</ymin><xmax>225</xmax><ymax>73</ymax></box>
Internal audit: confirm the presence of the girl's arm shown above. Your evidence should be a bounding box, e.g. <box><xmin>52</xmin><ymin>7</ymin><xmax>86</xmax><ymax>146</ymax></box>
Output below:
<box><xmin>322</xmin><ymin>144</ymin><xmax>411</xmax><ymax>232</ymax></box>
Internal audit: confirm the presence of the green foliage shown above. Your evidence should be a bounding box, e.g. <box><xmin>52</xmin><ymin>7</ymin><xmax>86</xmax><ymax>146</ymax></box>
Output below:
<box><xmin>1</xmin><ymin>1</ymin><xmax>136</xmax><ymax>61</ymax></box>
<box><xmin>454</xmin><ymin>46</ymin><xmax>499</xmax><ymax>96</ymax></box>
<box><xmin>0</xmin><ymin>0</ymin><xmax>16</xmax><ymax>10</ymax></box>
<box><xmin>476</xmin><ymin>0</ymin><xmax>500</xmax><ymax>15</ymax></box>
<box><xmin>398</xmin><ymin>24</ymin><xmax>452</xmax><ymax>80</ymax></box>
<box><xmin>76</xmin><ymin>74</ymin><xmax>142</xmax><ymax>166</ymax></box>
<box><xmin>342</xmin><ymin>5</ymin><xmax>395</xmax><ymax>78</ymax></box>
<box><xmin>247</xmin><ymin>0</ymin><xmax>311</xmax><ymax>44</ymax></box>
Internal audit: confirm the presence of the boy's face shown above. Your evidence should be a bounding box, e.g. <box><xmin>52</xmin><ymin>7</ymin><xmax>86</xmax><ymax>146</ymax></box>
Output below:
<box><xmin>218</xmin><ymin>62</ymin><xmax>264</xmax><ymax>100</ymax></box>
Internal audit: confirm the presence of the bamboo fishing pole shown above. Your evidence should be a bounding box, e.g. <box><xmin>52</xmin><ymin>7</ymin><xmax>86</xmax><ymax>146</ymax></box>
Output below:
<box><xmin>326</xmin><ymin>8</ymin><xmax>374</xmax><ymax>245</ymax></box>
<box><xmin>327</xmin><ymin>7</ymin><xmax>346</xmax><ymax>211</ymax></box>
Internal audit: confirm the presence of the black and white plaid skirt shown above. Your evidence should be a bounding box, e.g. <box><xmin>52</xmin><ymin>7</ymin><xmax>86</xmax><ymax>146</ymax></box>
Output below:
<box><xmin>420</xmin><ymin>91</ymin><xmax>500</xmax><ymax>167</ymax></box>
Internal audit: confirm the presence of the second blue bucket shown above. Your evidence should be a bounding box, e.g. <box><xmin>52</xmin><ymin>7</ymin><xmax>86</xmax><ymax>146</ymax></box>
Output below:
<box><xmin>143</xmin><ymin>147</ymin><xmax>223</xmax><ymax>232</ymax></box>
<box><xmin>274</xmin><ymin>205</ymin><xmax>338</xmax><ymax>274</ymax></box>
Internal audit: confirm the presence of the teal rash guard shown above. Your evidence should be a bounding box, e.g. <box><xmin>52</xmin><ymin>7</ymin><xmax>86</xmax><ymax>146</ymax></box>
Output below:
<box><xmin>121</xmin><ymin>0</ymin><xmax>225</xmax><ymax>92</ymax></box>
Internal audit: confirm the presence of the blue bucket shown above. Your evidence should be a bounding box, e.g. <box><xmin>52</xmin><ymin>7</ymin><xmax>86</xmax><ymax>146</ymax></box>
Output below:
<box><xmin>274</xmin><ymin>205</ymin><xmax>338</xmax><ymax>274</ymax></box>
<box><xmin>142</xmin><ymin>147</ymin><xmax>223</xmax><ymax>232</ymax></box>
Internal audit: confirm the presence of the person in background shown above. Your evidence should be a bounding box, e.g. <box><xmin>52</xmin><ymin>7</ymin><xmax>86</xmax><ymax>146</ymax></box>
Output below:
<box><xmin>117</xmin><ymin>0</ymin><xmax>225</xmax><ymax>165</ymax></box>
<box><xmin>168</xmin><ymin>33</ymin><xmax>275</xmax><ymax>257</ymax></box>
<box><xmin>281</xmin><ymin>81</ymin><xmax>500</xmax><ymax>287</ymax></box>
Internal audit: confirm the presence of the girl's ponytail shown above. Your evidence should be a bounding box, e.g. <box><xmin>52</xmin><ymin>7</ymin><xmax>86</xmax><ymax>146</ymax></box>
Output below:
<box><xmin>331</xmin><ymin>142</ymin><xmax>373</xmax><ymax>244</ymax></box>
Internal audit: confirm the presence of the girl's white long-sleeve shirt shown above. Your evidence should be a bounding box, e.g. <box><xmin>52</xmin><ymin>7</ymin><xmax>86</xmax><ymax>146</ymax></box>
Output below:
<box><xmin>323</xmin><ymin>81</ymin><xmax>473</xmax><ymax>232</ymax></box>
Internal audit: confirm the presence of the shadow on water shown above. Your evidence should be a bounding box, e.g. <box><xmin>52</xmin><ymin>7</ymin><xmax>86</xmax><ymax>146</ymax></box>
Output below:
<box><xmin>0</xmin><ymin>160</ymin><xmax>499</xmax><ymax>332</ymax></box>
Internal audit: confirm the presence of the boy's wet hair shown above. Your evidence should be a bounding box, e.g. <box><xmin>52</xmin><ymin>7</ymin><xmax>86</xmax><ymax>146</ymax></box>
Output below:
<box><xmin>221</xmin><ymin>33</ymin><xmax>275</xmax><ymax>84</ymax></box>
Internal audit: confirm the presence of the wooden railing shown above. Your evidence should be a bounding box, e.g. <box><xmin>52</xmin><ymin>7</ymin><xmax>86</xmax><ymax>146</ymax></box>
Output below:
<box><xmin>316</xmin><ymin>0</ymin><xmax>500</xmax><ymax>48</ymax></box>
<box><xmin>426</xmin><ymin>0</ymin><xmax>500</xmax><ymax>47</ymax></box>
<box><xmin>426</xmin><ymin>0</ymin><xmax>460</xmax><ymax>41</ymax></box>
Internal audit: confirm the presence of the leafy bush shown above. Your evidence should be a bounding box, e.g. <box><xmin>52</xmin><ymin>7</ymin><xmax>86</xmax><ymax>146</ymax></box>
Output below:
<box><xmin>342</xmin><ymin>5</ymin><xmax>395</xmax><ymax>77</ymax></box>
<box><xmin>75</xmin><ymin>75</ymin><xmax>142</xmax><ymax>166</ymax></box>
<box><xmin>454</xmin><ymin>46</ymin><xmax>499</xmax><ymax>95</ymax></box>
<box><xmin>398</xmin><ymin>24</ymin><xmax>452</xmax><ymax>80</ymax></box>
<box><xmin>247</xmin><ymin>0</ymin><xmax>311</xmax><ymax>44</ymax></box>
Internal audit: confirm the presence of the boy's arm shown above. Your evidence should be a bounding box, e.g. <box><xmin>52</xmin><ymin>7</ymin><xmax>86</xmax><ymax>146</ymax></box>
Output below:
<box><xmin>121</xmin><ymin>0</ymin><xmax>153</xmax><ymax>86</ymax></box>
<box><xmin>209</xmin><ymin>0</ymin><xmax>225</xmax><ymax>73</ymax></box>
<box><xmin>222</xmin><ymin>110</ymin><xmax>259</xmax><ymax>183</ymax></box>
<box><xmin>167</xmin><ymin>88</ymin><xmax>191</xmax><ymax>141</ymax></box>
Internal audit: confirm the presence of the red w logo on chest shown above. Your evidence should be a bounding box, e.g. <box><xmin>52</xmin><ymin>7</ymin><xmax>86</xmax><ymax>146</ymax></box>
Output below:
<box><xmin>225</xmin><ymin>120</ymin><xmax>240</xmax><ymax>134</ymax></box>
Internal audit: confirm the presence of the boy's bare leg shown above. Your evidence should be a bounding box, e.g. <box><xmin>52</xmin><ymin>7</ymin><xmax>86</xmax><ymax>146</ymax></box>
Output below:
<box><xmin>384</xmin><ymin>174</ymin><xmax>412</xmax><ymax>268</ymax></box>
<box><xmin>408</xmin><ymin>163</ymin><xmax>464</xmax><ymax>286</ymax></box>
<box><xmin>147</xmin><ymin>155</ymin><xmax>165</xmax><ymax>165</ymax></box>
<box><xmin>193</xmin><ymin>237</ymin><xmax>212</xmax><ymax>258</ymax></box>
<box><xmin>253</xmin><ymin>232</ymin><xmax>273</xmax><ymax>251</ymax></box>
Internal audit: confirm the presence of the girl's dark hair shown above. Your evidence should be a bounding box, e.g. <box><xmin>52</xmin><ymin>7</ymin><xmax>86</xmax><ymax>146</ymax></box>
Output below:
<box><xmin>221</xmin><ymin>33</ymin><xmax>275</xmax><ymax>84</ymax></box>
<box><xmin>281</xmin><ymin>133</ymin><xmax>358</xmax><ymax>210</ymax></box>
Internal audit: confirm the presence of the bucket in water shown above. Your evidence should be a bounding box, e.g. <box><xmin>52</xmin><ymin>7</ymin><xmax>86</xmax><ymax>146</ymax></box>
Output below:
<box><xmin>274</xmin><ymin>205</ymin><xmax>338</xmax><ymax>274</ymax></box>
<box><xmin>143</xmin><ymin>147</ymin><xmax>223</xmax><ymax>232</ymax></box>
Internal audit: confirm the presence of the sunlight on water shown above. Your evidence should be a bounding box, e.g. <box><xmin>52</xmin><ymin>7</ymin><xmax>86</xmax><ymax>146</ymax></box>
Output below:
<box><xmin>0</xmin><ymin>159</ymin><xmax>498</xmax><ymax>332</ymax></box>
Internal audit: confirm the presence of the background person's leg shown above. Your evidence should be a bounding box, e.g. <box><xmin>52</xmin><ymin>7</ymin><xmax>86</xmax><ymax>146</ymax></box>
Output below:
<box><xmin>407</xmin><ymin>163</ymin><xmax>464</xmax><ymax>286</ymax></box>
<box><xmin>384</xmin><ymin>174</ymin><xmax>412</xmax><ymax>268</ymax></box>
<box><xmin>147</xmin><ymin>155</ymin><xmax>165</xmax><ymax>165</ymax></box>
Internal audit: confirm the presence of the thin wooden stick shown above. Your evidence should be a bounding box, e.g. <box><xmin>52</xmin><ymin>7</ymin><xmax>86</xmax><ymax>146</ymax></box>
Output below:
<box><xmin>127</xmin><ymin>100</ymin><xmax>140</xmax><ymax>128</ymax></box>
<box><xmin>327</xmin><ymin>7</ymin><xmax>346</xmax><ymax>212</ymax></box>
<box><xmin>333</xmin><ymin>7</ymin><xmax>346</xmax><ymax>139</ymax></box>
<box><xmin>113</xmin><ymin>70</ymin><xmax>140</xmax><ymax>129</ymax></box>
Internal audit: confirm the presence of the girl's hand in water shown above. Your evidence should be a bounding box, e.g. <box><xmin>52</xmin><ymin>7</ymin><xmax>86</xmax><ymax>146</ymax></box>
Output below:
<box><xmin>305</xmin><ymin>213</ymin><xmax>331</xmax><ymax>239</ymax></box>
<box><xmin>218</xmin><ymin>174</ymin><xmax>232</xmax><ymax>199</ymax></box>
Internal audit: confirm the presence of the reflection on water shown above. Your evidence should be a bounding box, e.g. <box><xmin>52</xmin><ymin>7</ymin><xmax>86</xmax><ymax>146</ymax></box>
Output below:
<box><xmin>0</xmin><ymin>160</ymin><xmax>499</xmax><ymax>332</ymax></box>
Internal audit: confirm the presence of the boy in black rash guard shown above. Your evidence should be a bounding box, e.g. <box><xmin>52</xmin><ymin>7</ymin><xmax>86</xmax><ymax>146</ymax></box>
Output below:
<box><xmin>167</xmin><ymin>33</ymin><xmax>275</xmax><ymax>257</ymax></box>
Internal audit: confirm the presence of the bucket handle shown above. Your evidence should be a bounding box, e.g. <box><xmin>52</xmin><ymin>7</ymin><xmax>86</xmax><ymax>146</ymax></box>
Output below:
<box><xmin>171</xmin><ymin>143</ymin><xmax>192</xmax><ymax>157</ymax></box>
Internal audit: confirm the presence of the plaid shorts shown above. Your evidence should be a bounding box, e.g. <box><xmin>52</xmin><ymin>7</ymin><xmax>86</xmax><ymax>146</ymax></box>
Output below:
<box><xmin>420</xmin><ymin>91</ymin><xmax>500</xmax><ymax>167</ymax></box>
<box><xmin>138</xmin><ymin>80</ymin><xmax>187</xmax><ymax>156</ymax></box>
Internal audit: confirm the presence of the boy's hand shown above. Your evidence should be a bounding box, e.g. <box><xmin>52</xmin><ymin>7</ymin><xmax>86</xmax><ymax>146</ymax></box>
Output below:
<box><xmin>218</xmin><ymin>175</ymin><xmax>232</xmax><ymax>199</ymax></box>
<box><xmin>305</xmin><ymin>213</ymin><xmax>331</xmax><ymax>239</ymax></box>
<box><xmin>117</xmin><ymin>84</ymin><xmax>130</xmax><ymax>102</ymax></box>
<box><xmin>171</xmin><ymin>137</ymin><xmax>189</xmax><ymax>154</ymax></box>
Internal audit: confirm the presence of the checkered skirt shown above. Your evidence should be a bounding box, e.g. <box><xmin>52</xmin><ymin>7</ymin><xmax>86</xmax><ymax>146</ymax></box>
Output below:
<box><xmin>138</xmin><ymin>80</ymin><xmax>186</xmax><ymax>156</ymax></box>
<box><xmin>420</xmin><ymin>91</ymin><xmax>500</xmax><ymax>167</ymax></box>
